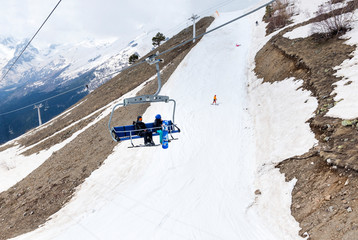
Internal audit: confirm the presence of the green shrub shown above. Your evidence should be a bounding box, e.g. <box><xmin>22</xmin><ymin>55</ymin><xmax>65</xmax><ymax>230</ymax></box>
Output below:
<box><xmin>152</xmin><ymin>32</ymin><xmax>166</xmax><ymax>47</ymax></box>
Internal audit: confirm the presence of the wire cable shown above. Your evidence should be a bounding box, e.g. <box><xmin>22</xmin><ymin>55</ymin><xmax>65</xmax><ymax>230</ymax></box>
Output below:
<box><xmin>0</xmin><ymin>0</ymin><xmax>274</xmax><ymax>117</ymax></box>
<box><xmin>196</xmin><ymin>0</ymin><xmax>235</xmax><ymax>16</ymax></box>
<box><xmin>158</xmin><ymin>0</ymin><xmax>275</xmax><ymax>57</ymax></box>
<box><xmin>105</xmin><ymin>0</ymin><xmax>275</xmax><ymax>77</ymax></box>
<box><xmin>0</xmin><ymin>85</ymin><xmax>84</xmax><ymax>116</ymax></box>
<box><xmin>0</xmin><ymin>0</ymin><xmax>62</xmax><ymax>83</ymax></box>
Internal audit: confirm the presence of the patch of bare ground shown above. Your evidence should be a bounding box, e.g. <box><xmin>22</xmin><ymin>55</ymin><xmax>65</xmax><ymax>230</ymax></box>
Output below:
<box><xmin>255</xmin><ymin>6</ymin><xmax>358</xmax><ymax>240</ymax></box>
<box><xmin>0</xmin><ymin>143</ymin><xmax>15</xmax><ymax>152</ymax></box>
<box><xmin>277</xmin><ymin>153</ymin><xmax>358</xmax><ymax>240</ymax></box>
<box><xmin>0</xmin><ymin>17</ymin><xmax>214</xmax><ymax>240</ymax></box>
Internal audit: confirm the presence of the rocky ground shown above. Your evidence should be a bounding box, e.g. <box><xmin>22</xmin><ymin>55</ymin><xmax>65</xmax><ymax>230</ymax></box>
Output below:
<box><xmin>255</xmin><ymin>3</ymin><xmax>358</xmax><ymax>239</ymax></box>
<box><xmin>0</xmin><ymin>17</ymin><xmax>214</xmax><ymax>240</ymax></box>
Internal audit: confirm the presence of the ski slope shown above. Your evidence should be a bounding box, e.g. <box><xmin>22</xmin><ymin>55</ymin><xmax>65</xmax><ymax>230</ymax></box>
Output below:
<box><xmin>9</xmin><ymin>4</ymin><xmax>321</xmax><ymax>240</ymax></box>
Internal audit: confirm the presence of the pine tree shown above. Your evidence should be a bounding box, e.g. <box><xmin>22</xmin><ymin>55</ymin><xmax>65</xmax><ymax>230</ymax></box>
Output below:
<box><xmin>129</xmin><ymin>53</ymin><xmax>139</xmax><ymax>64</ymax></box>
<box><xmin>152</xmin><ymin>32</ymin><xmax>166</xmax><ymax>47</ymax></box>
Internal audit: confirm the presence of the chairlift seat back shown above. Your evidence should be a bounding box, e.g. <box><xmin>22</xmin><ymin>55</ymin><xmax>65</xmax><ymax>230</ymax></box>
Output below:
<box><xmin>112</xmin><ymin>120</ymin><xmax>179</xmax><ymax>141</ymax></box>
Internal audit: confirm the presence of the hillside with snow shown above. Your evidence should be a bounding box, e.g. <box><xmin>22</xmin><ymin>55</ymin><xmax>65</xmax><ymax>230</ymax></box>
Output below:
<box><xmin>0</xmin><ymin>32</ymin><xmax>154</xmax><ymax>145</ymax></box>
<box><xmin>1</xmin><ymin>0</ymin><xmax>358</xmax><ymax>239</ymax></box>
<box><xmin>0</xmin><ymin>34</ymin><xmax>153</xmax><ymax>90</ymax></box>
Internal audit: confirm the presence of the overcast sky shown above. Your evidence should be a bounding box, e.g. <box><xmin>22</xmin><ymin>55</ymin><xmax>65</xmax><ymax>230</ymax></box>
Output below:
<box><xmin>0</xmin><ymin>0</ymin><xmax>260</xmax><ymax>48</ymax></box>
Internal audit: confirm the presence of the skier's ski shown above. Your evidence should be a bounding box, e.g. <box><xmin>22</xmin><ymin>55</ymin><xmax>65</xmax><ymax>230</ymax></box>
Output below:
<box><xmin>128</xmin><ymin>143</ymin><xmax>160</xmax><ymax>148</ymax></box>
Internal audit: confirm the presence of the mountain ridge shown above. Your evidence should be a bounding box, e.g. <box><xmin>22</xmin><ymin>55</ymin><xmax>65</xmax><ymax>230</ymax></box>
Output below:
<box><xmin>0</xmin><ymin>31</ymin><xmax>153</xmax><ymax>144</ymax></box>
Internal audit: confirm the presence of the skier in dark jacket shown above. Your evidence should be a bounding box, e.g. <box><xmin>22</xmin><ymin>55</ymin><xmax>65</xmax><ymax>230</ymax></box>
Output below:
<box><xmin>134</xmin><ymin>116</ymin><xmax>154</xmax><ymax>145</ymax></box>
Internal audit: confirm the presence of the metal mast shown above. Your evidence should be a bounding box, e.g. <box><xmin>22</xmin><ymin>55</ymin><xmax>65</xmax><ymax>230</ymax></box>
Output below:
<box><xmin>34</xmin><ymin>104</ymin><xmax>43</xmax><ymax>126</ymax></box>
<box><xmin>188</xmin><ymin>14</ymin><xmax>200</xmax><ymax>43</ymax></box>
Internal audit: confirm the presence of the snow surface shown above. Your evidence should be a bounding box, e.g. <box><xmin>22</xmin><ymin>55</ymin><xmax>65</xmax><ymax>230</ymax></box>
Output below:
<box><xmin>283</xmin><ymin>23</ymin><xmax>313</xmax><ymax>39</ymax></box>
<box><xmin>0</xmin><ymin>3</ymin><xmax>323</xmax><ymax>240</ymax></box>
<box><xmin>327</xmin><ymin>9</ymin><xmax>358</xmax><ymax>119</ymax></box>
<box><xmin>4</xmin><ymin>0</ymin><xmax>358</xmax><ymax>238</ymax></box>
<box><xmin>289</xmin><ymin>0</ymin><xmax>327</xmax><ymax>23</ymax></box>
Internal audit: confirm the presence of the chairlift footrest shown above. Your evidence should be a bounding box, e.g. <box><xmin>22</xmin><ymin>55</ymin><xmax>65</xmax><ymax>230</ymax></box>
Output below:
<box><xmin>128</xmin><ymin>143</ymin><xmax>161</xmax><ymax>148</ymax></box>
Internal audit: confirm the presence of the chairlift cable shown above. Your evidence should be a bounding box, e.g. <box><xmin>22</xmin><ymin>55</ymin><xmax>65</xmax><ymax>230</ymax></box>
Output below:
<box><xmin>0</xmin><ymin>85</ymin><xmax>84</xmax><ymax>116</ymax></box>
<box><xmin>0</xmin><ymin>0</ymin><xmax>274</xmax><ymax>117</ymax></box>
<box><xmin>108</xmin><ymin>0</ymin><xmax>275</xmax><ymax>145</ymax></box>
<box><xmin>196</xmin><ymin>0</ymin><xmax>235</xmax><ymax>16</ymax></box>
<box><xmin>157</xmin><ymin>0</ymin><xmax>275</xmax><ymax>57</ymax></box>
<box><xmin>98</xmin><ymin>0</ymin><xmax>275</xmax><ymax>78</ymax></box>
<box><xmin>0</xmin><ymin>0</ymin><xmax>62</xmax><ymax>83</ymax></box>
<box><xmin>0</xmin><ymin>60</ymin><xmax>145</xmax><ymax>116</ymax></box>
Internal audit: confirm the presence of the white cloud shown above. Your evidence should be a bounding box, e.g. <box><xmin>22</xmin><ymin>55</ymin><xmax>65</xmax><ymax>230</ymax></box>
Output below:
<box><xmin>0</xmin><ymin>0</ymin><xmax>261</xmax><ymax>48</ymax></box>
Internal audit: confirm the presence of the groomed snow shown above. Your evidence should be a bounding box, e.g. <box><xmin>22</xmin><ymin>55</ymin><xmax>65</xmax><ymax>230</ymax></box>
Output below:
<box><xmin>4</xmin><ymin>4</ymin><xmax>321</xmax><ymax>240</ymax></box>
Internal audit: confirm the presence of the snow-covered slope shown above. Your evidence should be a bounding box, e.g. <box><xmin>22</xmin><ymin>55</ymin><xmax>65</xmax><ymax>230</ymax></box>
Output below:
<box><xmin>6</xmin><ymin>5</ymin><xmax>318</xmax><ymax>240</ymax></box>
<box><xmin>4</xmin><ymin>0</ymin><xmax>358</xmax><ymax>239</ymax></box>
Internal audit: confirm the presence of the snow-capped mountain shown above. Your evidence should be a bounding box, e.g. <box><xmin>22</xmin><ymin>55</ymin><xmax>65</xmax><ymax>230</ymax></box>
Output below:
<box><xmin>0</xmin><ymin>32</ymin><xmax>153</xmax><ymax>144</ymax></box>
<box><xmin>0</xmin><ymin>33</ymin><xmax>153</xmax><ymax>94</ymax></box>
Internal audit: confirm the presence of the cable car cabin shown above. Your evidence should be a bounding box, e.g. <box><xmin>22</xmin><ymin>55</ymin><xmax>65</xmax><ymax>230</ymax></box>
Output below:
<box><xmin>111</xmin><ymin>120</ymin><xmax>180</xmax><ymax>142</ymax></box>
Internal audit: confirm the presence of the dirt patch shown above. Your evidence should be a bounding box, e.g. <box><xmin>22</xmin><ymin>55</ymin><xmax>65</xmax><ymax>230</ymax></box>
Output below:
<box><xmin>0</xmin><ymin>17</ymin><xmax>214</xmax><ymax>240</ymax></box>
<box><xmin>255</xmin><ymin>7</ymin><xmax>358</xmax><ymax>240</ymax></box>
<box><xmin>22</xmin><ymin>113</ymin><xmax>101</xmax><ymax>156</ymax></box>
<box><xmin>278</xmin><ymin>153</ymin><xmax>358</xmax><ymax>240</ymax></box>
<box><xmin>0</xmin><ymin>143</ymin><xmax>15</xmax><ymax>152</ymax></box>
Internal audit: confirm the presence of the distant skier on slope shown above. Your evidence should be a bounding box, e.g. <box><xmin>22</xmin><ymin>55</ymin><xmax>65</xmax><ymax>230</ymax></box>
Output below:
<box><xmin>212</xmin><ymin>95</ymin><xmax>217</xmax><ymax>105</ymax></box>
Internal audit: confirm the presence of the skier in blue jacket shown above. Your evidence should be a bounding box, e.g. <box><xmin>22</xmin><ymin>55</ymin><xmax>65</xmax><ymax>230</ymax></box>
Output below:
<box><xmin>153</xmin><ymin>114</ymin><xmax>163</xmax><ymax>143</ymax></box>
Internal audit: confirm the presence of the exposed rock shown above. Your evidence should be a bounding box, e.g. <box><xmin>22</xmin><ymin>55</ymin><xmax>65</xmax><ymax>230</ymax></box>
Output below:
<box><xmin>255</xmin><ymin>189</ymin><xmax>262</xmax><ymax>195</ymax></box>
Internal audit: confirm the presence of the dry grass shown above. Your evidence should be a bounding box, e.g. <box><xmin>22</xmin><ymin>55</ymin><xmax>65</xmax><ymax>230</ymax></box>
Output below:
<box><xmin>264</xmin><ymin>0</ymin><xmax>295</xmax><ymax>35</ymax></box>
<box><xmin>311</xmin><ymin>0</ymin><xmax>358</xmax><ymax>40</ymax></box>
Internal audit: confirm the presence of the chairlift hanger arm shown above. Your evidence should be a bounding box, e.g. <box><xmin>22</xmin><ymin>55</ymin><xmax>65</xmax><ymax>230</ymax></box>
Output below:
<box><xmin>108</xmin><ymin>102</ymin><xmax>124</xmax><ymax>141</ymax></box>
<box><xmin>145</xmin><ymin>53</ymin><xmax>163</xmax><ymax>96</ymax></box>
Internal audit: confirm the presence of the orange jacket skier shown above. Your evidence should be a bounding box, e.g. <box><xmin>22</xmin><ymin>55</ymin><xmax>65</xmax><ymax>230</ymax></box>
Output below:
<box><xmin>212</xmin><ymin>95</ymin><xmax>217</xmax><ymax>105</ymax></box>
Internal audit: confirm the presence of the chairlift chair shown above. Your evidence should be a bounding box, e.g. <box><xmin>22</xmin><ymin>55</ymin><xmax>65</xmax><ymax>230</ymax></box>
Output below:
<box><xmin>108</xmin><ymin>54</ymin><xmax>180</xmax><ymax>147</ymax></box>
